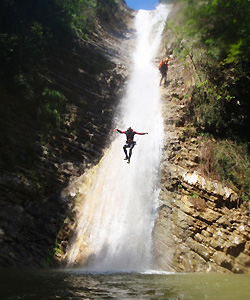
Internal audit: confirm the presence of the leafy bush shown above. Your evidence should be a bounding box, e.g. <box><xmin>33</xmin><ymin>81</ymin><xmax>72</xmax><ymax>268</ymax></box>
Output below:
<box><xmin>38</xmin><ymin>88</ymin><xmax>67</xmax><ymax>133</ymax></box>
<box><xmin>201</xmin><ymin>140</ymin><xmax>250</xmax><ymax>203</ymax></box>
<box><xmin>167</xmin><ymin>0</ymin><xmax>250</xmax><ymax>140</ymax></box>
<box><xmin>211</xmin><ymin>140</ymin><xmax>250</xmax><ymax>200</ymax></box>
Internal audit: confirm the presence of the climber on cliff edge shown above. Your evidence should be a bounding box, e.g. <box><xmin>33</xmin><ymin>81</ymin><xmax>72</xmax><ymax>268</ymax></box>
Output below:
<box><xmin>159</xmin><ymin>57</ymin><xmax>169</xmax><ymax>87</ymax></box>
<box><xmin>114</xmin><ymin>127</ymin><xmax>148</xmax><ymax>164</ymax></box>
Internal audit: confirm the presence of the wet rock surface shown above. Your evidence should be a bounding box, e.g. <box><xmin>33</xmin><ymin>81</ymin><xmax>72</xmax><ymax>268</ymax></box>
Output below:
<box><xmin>1</xmin><ymin>3</ymin><xmax>250</xmax><ymax>272</ymax></box>
<box><xmin>153</xmin><ymin>54</ymin><xmax>250</xmax><ymax>274</ymax></box>
<box><xmin>0</xmin><ymin>3</ymin><xmax>135</xmax><ymax>268</ymax></box>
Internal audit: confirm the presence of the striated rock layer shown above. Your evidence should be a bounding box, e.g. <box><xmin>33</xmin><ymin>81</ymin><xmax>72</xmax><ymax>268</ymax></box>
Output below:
<box><xmin>2</xmin><ymin>1</ymin><xmax>249</xmax><ymax>272</ymax></box>
<box><xmin>0</xmin><ymin>2</ymin><xmax>134</xmax><ymax>268</ymax></box>
<box><xmin>56</xmin><ymin>5</ymin><xmax>250</xmax><ymax>273</ymax></box>
<box><xmin>153</xmin><ymin>49</ymin><xmax>250</xmax><ymax>274</ymax></box>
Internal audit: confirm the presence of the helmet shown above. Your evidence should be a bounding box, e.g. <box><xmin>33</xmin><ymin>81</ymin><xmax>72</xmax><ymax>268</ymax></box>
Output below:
<box><xmin>165</xmin><ymin>57</ymin><xmax>169</xmax><ymax>61</ymax></box>
<box><xmin>127</xmin><ymin>127</ymin><xmax>132</xmax><ymax>131</ymax></box>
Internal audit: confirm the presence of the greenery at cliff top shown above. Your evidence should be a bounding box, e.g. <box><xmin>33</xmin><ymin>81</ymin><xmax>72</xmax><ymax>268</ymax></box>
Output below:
<box><xmin>0</xmin><ymin>0</ymin><xmax>123</xmax><ymax>170</ymax></box>
<box><xmin>162</xmin><ymin>0</ymin><xmax>250</xmax><ymax>205</ymax></box>
<box><xmin>0</xmin><ymin>0</ymin><xmax>124</xmax><ymax>91</ymax></box>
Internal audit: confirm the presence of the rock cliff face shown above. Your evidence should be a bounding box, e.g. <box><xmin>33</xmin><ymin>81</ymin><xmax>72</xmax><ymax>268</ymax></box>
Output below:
<box><xmin>0</xmin><ymin>2</ymin><xmax>134</xmax><ymax>267</ymax></box>
<box><xmin>53</xmin><ymin>4</ymin><xmax>250</xmax><ymax>273</ymax></box>
<box><xmin>1</xmin><ymin>2</ymin><xmax>250</xmax><ymax>273</ymax></box>
<box><xmin>153</xmin><ymin>51</ymin><xmax>250</xmax><ymax>274</ymax></box>
<box><xmin>57</xmin><ymin>12</ymin><xmax>250</xmax><ymax>273</ymax></box>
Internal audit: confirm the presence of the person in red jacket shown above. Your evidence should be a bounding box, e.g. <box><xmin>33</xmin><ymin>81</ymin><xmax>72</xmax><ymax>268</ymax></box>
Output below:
<box><xmin>114</xmin><ymin>127</ymin><xmax>148</xmax><ymax>163</ymax></box>
<box><xmin>159</xmin><ymin>57</ymin><xmax>169</xmax><ymax>87</ymax></box>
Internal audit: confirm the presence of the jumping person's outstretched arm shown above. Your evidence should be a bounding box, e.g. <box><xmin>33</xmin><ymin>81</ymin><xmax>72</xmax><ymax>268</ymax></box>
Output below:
<box><xmin>114</xmin><ymin>129</ymin><xmax>148</xmax><ymax>135</ymax></box>
<box><xmin>134</xmin><ymin>131</ymin><xmax>148</xmax><ymax>135</ymax></box>
<box><xmin>114</xmin><ymin>129</ymin><xmax>126</xmax><ymax>134</ymax></box>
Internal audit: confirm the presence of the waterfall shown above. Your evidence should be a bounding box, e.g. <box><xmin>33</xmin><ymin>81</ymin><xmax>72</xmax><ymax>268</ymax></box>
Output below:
<box><xmin>64</xmin><ymin>4</ymin><xmax>170</xmax><ymax>272</ymax></box>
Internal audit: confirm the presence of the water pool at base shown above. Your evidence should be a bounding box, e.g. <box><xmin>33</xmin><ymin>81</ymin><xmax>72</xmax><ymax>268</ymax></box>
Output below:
<box><xmin>1</xmin><ymin>270</ymin><xmax>249</xmax><ymax>300</ymax></box>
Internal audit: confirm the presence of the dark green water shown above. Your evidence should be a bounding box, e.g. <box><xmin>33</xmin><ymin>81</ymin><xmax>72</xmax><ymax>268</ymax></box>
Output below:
<box><xmin>0</xmin><ymin>270</ymin><xmax>249</xmax><ymax>300</ymax></box>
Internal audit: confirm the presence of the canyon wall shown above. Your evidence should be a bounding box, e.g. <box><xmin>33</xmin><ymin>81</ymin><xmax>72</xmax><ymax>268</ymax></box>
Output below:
<box><xmin>153</xmin><ymin>48</ymin><xmax>250</xmax><ymax>274</ymax></box>
<box><xmin>0</xmin><ymin>2</ymin><xmax>134</xmax><ymax>267</ymax></box>
<box><xmin>1</xmin><ymin>2</ymin><xmax>250</xmax><ymax>273</ymax></box>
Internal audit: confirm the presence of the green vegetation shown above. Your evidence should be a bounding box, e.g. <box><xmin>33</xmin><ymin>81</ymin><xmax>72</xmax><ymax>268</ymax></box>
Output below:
<box><xmin>162</xmin><ymin>0</ymin><xmax>250</xmax><ymax>204</ymax></box>
<box><xmin>0</xmin><ymin>0</ymin><xmax>121</xmax><ymax>114</ymax></box>
<box><xmin>210</xmin><ymin>141</ymin><xmax>250</xmax><ymax>203</ymax></box>
<box><xmin>0</xmin><ymin>0</ymin><xmax>97</xmax><ymax>80</ymax></box>
<box><xmin>166</xmin><ymin>0</ymin><xmax>250</xmax><ymax>139</ymax></box>
<box><xmin>199</xmin><ymin>140</ymin><xmax>250</xmax><ymax>204</ymax></box>
<box><xmin>0</xmin><ymin>0</ymin><xmax>124</xmax><ymax>171</ymax></box>
<box><xmin>0</xmin><ymin>0</ymin><xmax>98</xmax><ymax>140</ymax></box>
<box><xmin>39</xmin><ymin>88</ymin><xmax>67</xmax><ymax>134</ymax></box>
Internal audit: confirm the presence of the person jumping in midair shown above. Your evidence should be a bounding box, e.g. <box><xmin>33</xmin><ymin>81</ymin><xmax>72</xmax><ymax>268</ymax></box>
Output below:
<box><xmin>114</xmin><ymin>127</ymin><xmax>148</xmax><ymax>163</ymax></box>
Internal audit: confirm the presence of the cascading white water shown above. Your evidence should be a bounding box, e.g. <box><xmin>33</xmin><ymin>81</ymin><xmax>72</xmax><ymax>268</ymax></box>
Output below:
<box><xmin>65</xmin><ymin>4</ymin><xmax>170</xmax><ymax>272</ymax></box>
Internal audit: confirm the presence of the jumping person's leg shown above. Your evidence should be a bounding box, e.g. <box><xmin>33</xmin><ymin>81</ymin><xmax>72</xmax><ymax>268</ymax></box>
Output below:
<box><xmin>123</xmin><ymin>144</ymin><xmax>129</xmax><ymax>159</ymax></box>
<box><xmin>127</xmin><ymin>143</ymin><xmax>135</xmax><ymax>163</ymax></box>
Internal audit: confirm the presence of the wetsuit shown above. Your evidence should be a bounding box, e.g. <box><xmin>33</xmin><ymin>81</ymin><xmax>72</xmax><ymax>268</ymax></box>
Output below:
<box><xmin>116</xmin><ymin>129</ymin><xmax>147</xmax><ymax>163</ymax></box>
<box><xmin>159</xmin><ymin>60</ymin><xmax>168</xmax><ymax>86</ymax></box>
